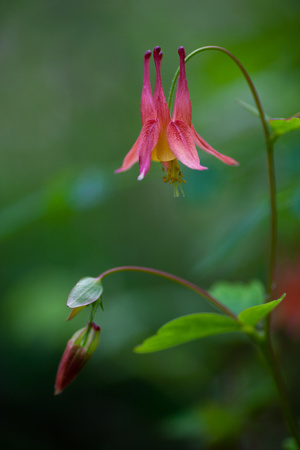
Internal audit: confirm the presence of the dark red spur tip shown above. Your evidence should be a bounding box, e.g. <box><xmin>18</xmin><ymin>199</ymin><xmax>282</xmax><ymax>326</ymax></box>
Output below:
<box><xmin>178</xmin><ymin>46</ymin><xmax>186</xmax><ymax>58</ymax></box>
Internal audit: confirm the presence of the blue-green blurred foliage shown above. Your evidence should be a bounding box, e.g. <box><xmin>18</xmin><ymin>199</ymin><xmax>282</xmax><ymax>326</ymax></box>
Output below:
<box><xmin>1</xmin><ymin>0</ymin><xmax>300</xmax><ymax>448</ymax></box>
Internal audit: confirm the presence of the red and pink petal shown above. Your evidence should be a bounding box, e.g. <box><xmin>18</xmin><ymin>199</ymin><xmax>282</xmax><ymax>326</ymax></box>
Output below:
<box><xmin>137</xmin><ymin>119</ymin><xmax>160</xmax><ymax>180</ymax></box>
<box><xmin>153</xmin><ymin>47</ymin><xmax>171</xmax><ymax>129</ymax></box>
<box><xmin>167</xmin><ymin>120</ymin><xmax>207</xmax><ymax>171</ymax></box>
<box><xmin>172</xmin><ymin>47</ymin><xmax>192</xmax><ymax>125</ymax></box>
<box><xmin>191</xmin><ymin>125</ymin><xmax>239</xmax><ymax>166</ymax></box>
<box><xmin>141</xmin><ymin>50</ymin><xmax>156</xmax><ymax>124</ymax></box>
<box><xmin>115</xmin><ymin>137</ymin><xmax>139</xmax><ymax>173</ymax></box>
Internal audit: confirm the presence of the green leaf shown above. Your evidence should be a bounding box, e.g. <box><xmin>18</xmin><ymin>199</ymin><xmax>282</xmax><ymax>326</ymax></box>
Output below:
<box><xmin>134</xmin><ymin>313</ymin><xmax>241</xmax><ymax>354</ymax></box>
<box><xmin>238</xmin><ymin>294</ymin><xmax>285</xmax><ymax>326</ymax></box>
<box><xmin>237</xmin><ymin>99</ymin><xmax>300</xmax><ymax>140</ymax></box>
<box><xmin>67</xmin><ymin>277</ymin><xmax>103</xmax><ymax>308</ymax></box>
<box><xmin>269</xmin><ymin>116</ymin><xmax>300</xmax><ymax>140</ymax></box>
<box><xmin>237</xmin><ymin>99</ymin><xmax>263</xmax><ymax>118</ymax></box>
<box><xmin>209</xmin><ymin>280</ymin><xmax>265</xmax><ymax>315</ymax></box>
<box><xmin>66</xmin><ymin>305</ymin><xmax>87</xmax><ymax>321</ymax></box>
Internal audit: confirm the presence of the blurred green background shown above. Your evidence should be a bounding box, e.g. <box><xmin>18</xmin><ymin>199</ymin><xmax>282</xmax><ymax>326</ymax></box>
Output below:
<box><xmin>1</xmin><ymin>0</ymin><xmax>300</xmax><ymax>448</ymax></box>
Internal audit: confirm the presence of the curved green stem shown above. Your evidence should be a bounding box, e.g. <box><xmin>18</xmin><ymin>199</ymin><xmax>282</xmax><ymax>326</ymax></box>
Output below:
<box><xmin>168</xmin><ymin>46</ymin><xmax>276</xmax><ymax>303</ymax></box>
<box><xmin>168</xmin><ymin>46</ymin><xmax>269</xmax><ymax>142</ymax></box>
<box><xmin>97</xmin><ymin>265</ymin><xmax>237</xmax><ymax>320</ymax></box>
<box><xmin>168</xmin><ymin>46</ymin><xmax>299</xmax><ymax>442</ymax></box>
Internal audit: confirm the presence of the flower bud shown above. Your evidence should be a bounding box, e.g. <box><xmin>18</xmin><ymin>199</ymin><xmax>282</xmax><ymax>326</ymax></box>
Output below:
<box><xmin>54</xmin><ymin>322</ymin><xmax>100</xmax><ymax>395</ymax></box>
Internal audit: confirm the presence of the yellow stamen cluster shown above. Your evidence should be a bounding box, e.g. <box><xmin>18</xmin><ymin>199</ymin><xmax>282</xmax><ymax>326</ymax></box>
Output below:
<box><xmin>162</xmin><ymin>159</ymin><xmax>186</xmax><ymax>197</ymax></box>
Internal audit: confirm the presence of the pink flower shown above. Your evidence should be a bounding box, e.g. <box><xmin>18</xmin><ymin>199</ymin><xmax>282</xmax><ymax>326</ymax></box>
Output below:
<box><xmin>116</xmin><ymin>46</ymin><xmax>238</xmax><ymax>193</ymax></box>
<box><xmin>54</xmin><ymin>322</ymin><xmax>100</xmax><ymax>395</ymax></box>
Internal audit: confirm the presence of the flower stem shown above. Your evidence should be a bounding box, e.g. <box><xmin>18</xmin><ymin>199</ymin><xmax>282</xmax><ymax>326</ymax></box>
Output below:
<box><xmin>82</xmin><ymin>301</ymin><xmax>98</xmax><ymax>347</ymax></box>
<box><xmin>168</xmin><ymin>46</ymin><xmax>276</xmax><ymax>301</ymax></box>
<box><xmin>258</xmin><ymin>336</ymin><xmax>300</xmax><ymax>446</ymax></box>
<box><xmin>97</xmin><ymin>265</ymin><xmax>237</xmax><ymax>320</ymax></box>
<box><xmin>168</xmin><ymin>45</ymin><xmax>299</xmax><ymax>442</ymax></box>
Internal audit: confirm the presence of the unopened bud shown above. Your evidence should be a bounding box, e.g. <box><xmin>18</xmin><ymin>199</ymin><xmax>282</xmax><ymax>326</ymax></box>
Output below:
<box><xmin>54</xmin><ymin>322</ymin><xmax>100</xmax><ymax>395</ymax></box>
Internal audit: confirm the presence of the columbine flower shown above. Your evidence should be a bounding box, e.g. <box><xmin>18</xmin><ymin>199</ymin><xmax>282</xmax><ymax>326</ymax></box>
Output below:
<box><xmin>54</xmin><ymin>322</ymin><xmax>100</xmax><ymax>395</ymax></box>
<box><xmin>116</xmin><ymin>46</ymin><xmax>238</xmax><ymax>195</ymax></box>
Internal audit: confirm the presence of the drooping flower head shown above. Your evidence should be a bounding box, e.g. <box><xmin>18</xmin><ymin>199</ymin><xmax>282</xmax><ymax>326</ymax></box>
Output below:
<box><xmin>116</xmin><ymin>46</ymin><xmax>238</xmax><ymax>195</ymax></box>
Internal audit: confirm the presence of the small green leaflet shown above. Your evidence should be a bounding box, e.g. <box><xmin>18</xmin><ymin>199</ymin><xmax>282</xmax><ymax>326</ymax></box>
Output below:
<box><xmin>67</xmin><ymin>305</ymin><xmax>87</xmax><ymax>321</ymax></box>
<box><xmin>209</xmin><ymin>280</ymin><xmax>265</xmax><ymax>315</ymax></box>
<box><xmin>67</xmin><ymin>277</ymin><xmax>103</xmax><ymax>308</ymax></box>
<box><xmin>237</xmin><ymin>99</ymin><xmax>266</xmax><ymax>118</ymax></box>
<box><xmin>238</xmin><ymin>294</ymin><xmax>285</xmax><ymax>327</ymax></box>
<box><xmin>237</xmin><ymin>99</ymin><xmax>300</xmax><ymax>140</ymax></box>
<box><xmin>268</xmin><ymin>116</ymin><xmax>300</xmax><ymax>140</ymax></box>
<box><xmin>134</xmin><ymin>313</ymin><xmax>241</xmax><ymax>354</ymax></box>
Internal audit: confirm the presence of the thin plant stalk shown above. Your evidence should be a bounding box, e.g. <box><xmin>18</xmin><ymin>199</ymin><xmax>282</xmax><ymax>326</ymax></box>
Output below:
<box><xmin>167</xmin><ymin>45</ymin><xmax>299</xmax><ymax>444</ymax></box>
<box><xmin>97</xmin><ymin>265</ymin><xmax>237</xmax><ymax>320</ymax></box>
<box><xmin>168</xmin><ymin>46</ymin><xmax>276</xmax><ymax>303</ymax></box>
